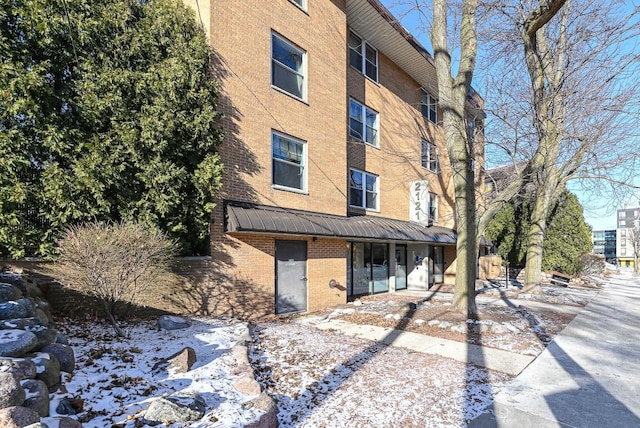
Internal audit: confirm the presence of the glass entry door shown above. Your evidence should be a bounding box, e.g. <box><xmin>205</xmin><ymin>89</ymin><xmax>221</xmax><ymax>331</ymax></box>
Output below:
<box><xmin>429</xmin><ymin>245</ymin><xmax>444</xmax><ymax>285</ymax></box>
<box><xmin>395</xmin><ymin>245</ymin><xmax>407</xmax><ymax>290</ymax></box>
<box><xmin>349</xmin><ymin>242</ymin><xmax>389</xmax><ymax>296</ymax></box>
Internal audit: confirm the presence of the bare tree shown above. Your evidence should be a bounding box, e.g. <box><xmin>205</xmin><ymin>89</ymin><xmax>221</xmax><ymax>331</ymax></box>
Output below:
<box><xmin>427</xmin><ymin>0</ymin><xmax>566</xmax><ymax>314</ymax></box>
<box><xmin>629</xmin><ymin>219</ymin><xmax>640</xmax><ymax>275</ymax></box>
<box><xmin>480</xmin><ymin>0</ymin><xmax>640</xmax><ymax>287</ymax></box>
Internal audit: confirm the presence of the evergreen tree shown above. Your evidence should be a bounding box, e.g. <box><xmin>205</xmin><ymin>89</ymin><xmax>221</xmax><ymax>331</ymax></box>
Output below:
<box><xmin>486</xmin><ymin>190</ymin><xmax>592</xmax><ymax>275</ymax></box>
<box><xmin>0</xmin><ymin>0</ymin><xmax>223</xmax><ymax>257</ymax></box>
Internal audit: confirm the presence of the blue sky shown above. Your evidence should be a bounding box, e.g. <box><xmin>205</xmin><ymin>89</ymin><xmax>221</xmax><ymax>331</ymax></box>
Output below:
<box><xmin>380</xmin><ymin>0</ymin><xmax>640</xmax><ymax>231</ymax></box>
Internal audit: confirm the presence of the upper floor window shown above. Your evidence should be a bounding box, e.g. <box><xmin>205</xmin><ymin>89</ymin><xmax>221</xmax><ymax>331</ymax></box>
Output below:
<box><xmin>290</xmin><ymin>0</ymin><xmax>306</xmax><ymax>10</ymax></box>
<box><xmin>349</xmin><ymin>31</ymin><xmax>378</xmax><ymax>82</ymax></box>
<box><xmin>421</xmin><ymin>140</ymin><xmax>438</xmax><ymax>172</ymax></box>
<box><xmin>350</xmin><ymin>169</ymin><xmax>378</xmax><ymax>210</ymax></box>
<box><xmin>272</xmin><ymin>131</ymin><xmax>306</xmax><ymax>192</ymax></box>
<box><xmin>619</xmin><ymin>211</ymin><xmax>625</xmax><ymax>218</ymax></box>
<box><xmin>619</xmin><ymin>220</ymin><xmax>626</xmax><ymax>228</ymax></box>
<box><xmin>428</xmin><ymin>192</ymin><xmax>438</xmax><ymax>223</ymax></box>
<box><xmin>271</xmin><ymin>32</ymin><xmax>306</xmax><ymax>100</ymax></box>
<box><xmin>421</xmin><ymin>90</ymin><xmax>438</xmax><ymax>124</ymax></box>
<box><xmin>349</xmin><ymin>99</ymin><xmax>379</xmax><ymax>147</ymax></box>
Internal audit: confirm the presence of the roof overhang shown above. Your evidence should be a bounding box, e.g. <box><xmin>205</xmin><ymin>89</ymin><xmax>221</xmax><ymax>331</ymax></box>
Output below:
<box><xmin>346</xmin><ymin>0</ymin><xmax>438</xmax><ymax>95</ymax></box>
<box><xmin>346</xmin><ymin>0</ymin><xmax>485</xmax><ymax>116</ymax></box>
<box><xmin>225</xmin><ymin>201</ymin><xmax>492</xmax><ymax>246</ymax></box>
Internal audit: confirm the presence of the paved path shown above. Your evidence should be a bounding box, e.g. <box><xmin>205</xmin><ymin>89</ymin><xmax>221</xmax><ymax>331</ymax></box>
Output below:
<box><xmin>469</xmin><ymin>270</ymin><xmax>640</xmax><ymax>427</ymax></box>
<box><xmin>314</xmin><ymin>318</ymin><xmax>534</xmax><ymax>376</ymax></box>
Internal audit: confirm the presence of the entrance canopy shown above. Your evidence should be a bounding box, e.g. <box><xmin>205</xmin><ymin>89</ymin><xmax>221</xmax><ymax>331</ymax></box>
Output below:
<box><xmin>225</xmin><ymin>201</ymin><xmax>487</xmax><ymax>245</ymax></box>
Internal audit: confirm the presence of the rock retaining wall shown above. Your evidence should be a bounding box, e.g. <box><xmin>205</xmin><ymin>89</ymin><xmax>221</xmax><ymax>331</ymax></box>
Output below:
<box><xmin>0</xmin><ymin>271</ymin><xmax>80</xmax><ymax>427</ymax></box>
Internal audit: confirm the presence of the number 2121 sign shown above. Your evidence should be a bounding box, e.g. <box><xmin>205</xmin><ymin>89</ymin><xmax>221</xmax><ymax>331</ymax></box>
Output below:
<box><xmin>410</xmin><ymin>181</ymin><xmax>429</xmax><ymax>225</ymax></box>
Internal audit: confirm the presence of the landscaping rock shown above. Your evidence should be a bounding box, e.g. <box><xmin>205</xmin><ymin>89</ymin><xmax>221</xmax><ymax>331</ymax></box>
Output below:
<box><xmin>0</xmin><ymin>298</ymin><xmax>36</xmax><ymax>320</ymax></box>
<box><xmin>157</xmin><ymin>315</ymin><xmax>191</xmax><ymax>331</ymax></box>
<box><xmin>41</xmin><ymin>344</ymin><xmax>75</xmax><ymax>373</ymax></box>
<box><xmin>0</xmin><ymin>283</ymin><xmax>23</xmax><ymax>303</ymax></box>
<box><xmin>21</xmin><ymin>379</ymin><xmax>49</xmax><ymax>417</ymax></box>
<box><xmin>24</xmin><ymin>423</ymin><xmax>49</xmax><ymax>428</ymax></box>
<box><xmin>27</xmin><ymin>325</ymin><xmax>58</xmax><ymax>349</ymax></box>
<box><xmin>398</xmin><ymin>302</ymin><xmax>417</xmax><ymax>313</ymax></box>
<box><xmin>55</xmin><ymin>333</ymin><xmax>69</xmax><ymax>345</ymax></box>
<box><xmin>0</xmin><ymin>329</ymin><xmax>39</xmax><ymax>357</ymax></box>
<box><xmin>144</xmin><ymin>392</ymin><xmax>206</xmax><ymax>424</ymax></box>
<box><xmin>167</xmin><ymin>346</ymin><xmax>196</xmax><ymax>374</ymax></box>
<box><xmin>0</xmin><ymin>406</ymin><xmax>40</xmax><ymax>428</ymax></box>
<box><xmin>233</xmin><ymin>375</ymin><xmax>261</xmax><ymax>396</ymax></box>
<box><xmin>0</xmin><ymin>357</ymin><xmax>37</xmax><ymax>380</ymax></box>
<box><xmin>29</xmin><ymin>353</ymin><xmax>61</xmax><ymax>388</ymax></box>
<box><xmin>245</xmin><ymin>393</ymin><xmax>278</xmax><ymax>428</ymax></box>
<box><xmin>0</xmin><ymin>317</ymin><xmax>43</xmax><ymax>330</ymax></box>
<box><xmin>0</xmin><ymin>372</ymin><xmax>26</xmax><ymax>407</ymax></box>
<box><xmin>55</xmin><ymin>417</ymin><xmax>82</xmax><ymax>428</ymax></box>
<box><xmin>56</xmin><ymin>398</ymin><xmax>76</xmax><ymax>415</ymax></box>
<box><xmin>34</xmin><ymin>308</ymin><xmax>51</xmax><ymax>326</ymax></box>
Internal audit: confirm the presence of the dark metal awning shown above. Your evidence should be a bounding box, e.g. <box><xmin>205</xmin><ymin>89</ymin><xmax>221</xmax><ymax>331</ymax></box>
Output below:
<box><xmin>225</xmin><ymin>201</ymin><xmax>488</xmax><ymax>245</ymax></box>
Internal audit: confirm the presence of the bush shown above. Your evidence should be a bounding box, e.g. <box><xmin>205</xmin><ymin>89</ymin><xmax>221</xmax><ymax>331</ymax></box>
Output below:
<box><xmin>55</xmin><ymin>221</ymin><xmax>177</xmax><ymax>335</ymax></box>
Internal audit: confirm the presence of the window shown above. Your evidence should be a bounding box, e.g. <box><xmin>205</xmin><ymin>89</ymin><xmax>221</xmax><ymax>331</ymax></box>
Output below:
<box><xmin>349</xmin><ymin>99</ymin><xmax>379</xmax><ymax>146</ymax></box>
<box><xmin>421</xmin><ymin>90</ymin><xmax>438</xmax><ymax>124</ymax></box>
<box><xmin>427</xmin><ymin>192</ymin><xmax>438</xmax><ymax>223</ymax></box>
<box><xmin>621</xmin><ymin>238</ymin><xmax>626</xmax><ymax>246</ymax></box>
<box><xmin>350</xmin><ymin>169</ymin><xmax>378</xmax><ymax>210</ymax></box>
<box><xmin>272</xmin><ymin>131</ymin><xmax>306</xmax><ymax>191</ymax></box>
<box><xmin>621</xmin><ymin>229</ymin><xmax>627</xmax><ymax>237</ymax></box>
<box><xmin>349</xmin><ymin>31</ymin><xmax>378</xmax><ymax>81</ymax></box>
<box><xmin>271</xmin><ymin>33</ymin><xmax>306</xmax><ymax>100</ymax></box>
<box><xmin>619</xmin><ymin>220</ymin><xmax>626</xmax><ymax>228</ymax></box>
<box><xmin>290</xmin><ymin>0</ymin><xmax>306</xmax><ymax>10</ymax></box>
<box><xmin>619</xmin><ymin>211</ymin><xmax>625</xmax><ymax>218</ymax></box>
<box><xmin>421</xmin><ymin>140</ymin><xmax>438</xmax><ymax>172</ymax></box>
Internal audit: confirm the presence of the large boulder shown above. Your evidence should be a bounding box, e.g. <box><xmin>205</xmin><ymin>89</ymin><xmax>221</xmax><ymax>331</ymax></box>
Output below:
<box><xmin>0</xmin><ymin>283</ymin><xmax>23</xmax><ymax>303</ymax></box>
<box><xmin>0</xmin><ymin>406</ymin><xmax>41</xmax><ymax>428</ymax></box>
<box><xmin>0</xmin><ymin>372</ymin><xmax>26</xmax><ymax>408</ymax></box>
<box><xmin>245</xmin><ymin>393</ymin><xmax>279</xmax><ymax>428</ymax></box>
<box><xmin>0</xmin><ymin>358</ymin><xmax>37</xmax><ymax>380</ymax></box>
<box><xmin>0</xmin><ymin>298</ymin><xmax>35</xmax><ymax>320</ymax></box>
<box><xmin>157</xmin><ymin>315</ymin><xmax>191</xmax><ymax>331</ymax></box>
<box><xmin>21</xmin><ymin>379</ymin><xmax>49</xmax><ymax>417</ymax></box>
<box><xmin>0</xmin><ymin>317</ymin><xmax>43</xmax><ymax>330</ymax></box>
<box><xmin>29</xmin><ymin>353</ymin><xmax>61</xmax><ymax>388</ymax></box>
<box><xmin>41</xmin><ymin>344</ymin><xmax>75</xmax><ymax>373</ymax></box>
<box><xmin>144</xmin><ymin>392</ymin><xmax>206</xmax><ymax>424</ymax></box>
<box><xmin>26</xmin><ymin>325</ymin><xmax>58</xmax><ymax>349</ymax></box>
<box><xmin>0</xmin><ymin>330</ymin><xmax>39</xmax><ymax>357</ymax></box>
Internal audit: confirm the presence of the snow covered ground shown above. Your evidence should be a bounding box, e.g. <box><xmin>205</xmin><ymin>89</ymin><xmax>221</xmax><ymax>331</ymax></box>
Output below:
<box><xmin>46</xmin><ymin>317</ymin><xmax>262</xmax><ymax>427</ymax></box>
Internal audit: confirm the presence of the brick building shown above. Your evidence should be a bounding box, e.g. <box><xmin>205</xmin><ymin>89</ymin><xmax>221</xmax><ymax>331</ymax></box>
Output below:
<box><xmin>184</xmin><ymin>0</ymin><xmax>487</xmax><ymax>317</ymax></box>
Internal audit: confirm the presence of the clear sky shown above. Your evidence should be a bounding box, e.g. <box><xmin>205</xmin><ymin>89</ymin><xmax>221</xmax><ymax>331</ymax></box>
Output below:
<box><xmin>380</xmin><ymin>0</ymin><xmax>640</xmax><ymax>232</ymax></box>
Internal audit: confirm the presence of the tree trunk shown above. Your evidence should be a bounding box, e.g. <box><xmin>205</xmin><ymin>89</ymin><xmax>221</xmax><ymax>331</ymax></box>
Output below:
<box><xmin>431</xmin><ymin>0</ymin><xmax>479</xmax><ymax>317</ymax></box>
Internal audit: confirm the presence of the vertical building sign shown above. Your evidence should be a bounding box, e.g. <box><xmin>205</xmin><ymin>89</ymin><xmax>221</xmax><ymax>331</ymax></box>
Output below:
<box><xmin>410</xmin><ymin>181</ymin><xmax>429</xmax><ymax>225</ymax></box>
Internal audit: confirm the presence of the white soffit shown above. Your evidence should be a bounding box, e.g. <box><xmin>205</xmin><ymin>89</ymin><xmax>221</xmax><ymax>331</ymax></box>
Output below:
<box><xmin>346</xmin><ymin>0</ymin><xmax>438</xmax><ymax>94</ymax></box>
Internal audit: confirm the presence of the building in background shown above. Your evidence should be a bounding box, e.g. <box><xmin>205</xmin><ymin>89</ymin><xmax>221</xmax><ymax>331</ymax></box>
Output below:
<box><xmin>617</xmin><ymin>206</ymin><xmax>639</xmax><ymax>268</ymax></box>
<box><xmin>592</xmin><ymin>230</ymin><xmax>617</xmax><ymax>264</ymax></box>
<box><xmin>183</xmin><ymin>0</ymin><xmax>488</xmax><ymax>317</ymax></box>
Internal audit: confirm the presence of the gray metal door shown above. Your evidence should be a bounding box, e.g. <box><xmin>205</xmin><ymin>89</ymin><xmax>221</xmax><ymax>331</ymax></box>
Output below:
<box><xmin>275</xmin><ymin>240</ymin><xmax>307</xmax><ymax>314</ymax></box>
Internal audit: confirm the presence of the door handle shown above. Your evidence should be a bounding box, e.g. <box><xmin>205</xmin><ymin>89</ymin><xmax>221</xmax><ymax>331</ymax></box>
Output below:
<box><xmin>301</xmin><ymin>277</ymin><xmax>308</xmax><ymax>281</ymax></box>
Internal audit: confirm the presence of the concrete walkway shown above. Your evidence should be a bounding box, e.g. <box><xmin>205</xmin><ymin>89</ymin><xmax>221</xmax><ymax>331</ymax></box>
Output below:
<box><xmin>469</xmin><ymin>270</ymin><xmax>640</xmax><ymax>427</ymax></box>
<box><xmin>314</xmin><ymin>319</ymin><xmax>534</xmax><ymax>376</ymax></box>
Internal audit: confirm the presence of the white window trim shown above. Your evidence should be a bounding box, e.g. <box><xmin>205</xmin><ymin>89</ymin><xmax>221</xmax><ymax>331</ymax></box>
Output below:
<box><xmin>349</xmin><ymin>98</ymin><xmax>379</xmax><ymax>147</ymax></box>
<box><xmin>271</xmin><ymin>131</ymin><xmax>307</xmax><ymax>193</ymax></box>
<box><xmin>421</xmin><ymin>139</ymin><xmax>438</xmax><ymax>172</ymax></box>
<box><xmin>349</xmin><ymin>30</ymin><xmax>378</xmax><ymax>82</ymax></box>
<box><xmin>421</xmin><ymin>89</ymin><xmax>438</xmax><ymax>124</ymax></box>
<box><xmin>349</xmin><ymin>168</ymin><xmax>379</xmax><ymax>211</ymax></box>
<box><xmin>271</xmin><ymin>32</ymin><xmax>307</xmax><ymax>101</ymax></box>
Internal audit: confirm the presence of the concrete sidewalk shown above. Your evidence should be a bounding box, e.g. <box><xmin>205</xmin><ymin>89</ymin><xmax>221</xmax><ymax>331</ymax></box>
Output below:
<box><xmin>314</xmin><ymin>318</ymin><xmax>534</xmax><ymax>376</ymax></box>
<box><xmin>469</xmin><ymin>270</ymin><xmax>640</xmax><ymax>427</ymax></box>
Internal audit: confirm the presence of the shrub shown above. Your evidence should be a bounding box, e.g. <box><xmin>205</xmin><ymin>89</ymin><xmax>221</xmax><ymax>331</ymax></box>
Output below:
<box><xmin>55</xmin><ymin>221</ymin><xmax>177</xmax><ymax>336</ymax></box>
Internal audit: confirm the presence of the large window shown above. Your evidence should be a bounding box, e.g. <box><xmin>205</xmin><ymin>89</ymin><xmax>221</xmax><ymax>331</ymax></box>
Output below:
<box><xmin>421</xmin><ymin>140</ymin><xmax>438</xmax><ymax>172</ymax></box>
<box><xmin>272</xmin><ymin>131</ymin><xmax>306</xmax><ymax>191</ymax></box>
<box><xmin>428</xmin><ymin>192</ymin><xmax>438</xmax><ymax>223</ymax></box>
<box><xmin>271</xmin><ymin>33</ymin><xmax>306</xmax><ymax>100</ymax></box>
<box><xmin>421</xmin><ymin>90</ymin><xmax>438</xmax><ymax>124</ymax></box>
<box><xmin>348</xmin><ymin>31</ymin><xmax>378</xmax><ymax>82</ymax></box>
<box><xmin>350</xmin><ymin>169</ymin><xmax>378</xmax><ymax>210</ymax></box>
<box><xmin>349</xmin><ymin>99</ymin><xmax>379</xmax><ymax>146</ymax></box>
